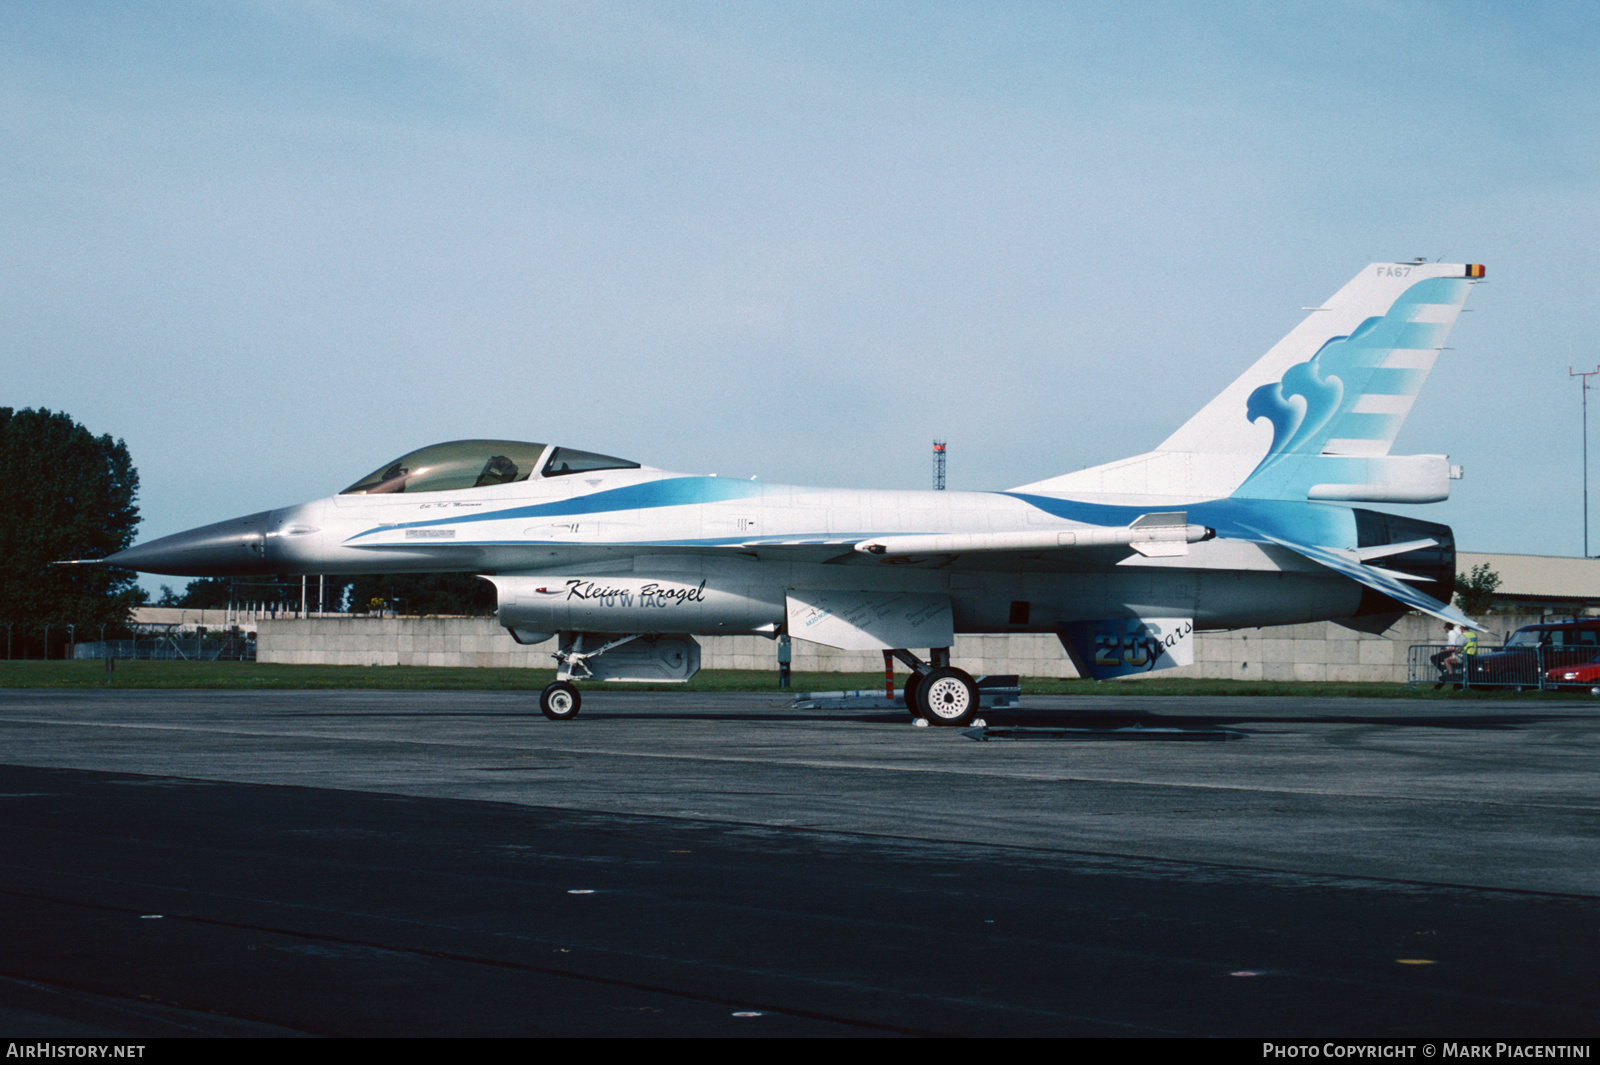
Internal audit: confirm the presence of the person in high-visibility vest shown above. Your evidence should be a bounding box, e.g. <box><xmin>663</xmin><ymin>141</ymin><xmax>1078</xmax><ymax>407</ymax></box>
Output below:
<box><xmin>1458</xmin><ymin>627</ymin><xmax>1479</xmax><ymax>689</ymax></box>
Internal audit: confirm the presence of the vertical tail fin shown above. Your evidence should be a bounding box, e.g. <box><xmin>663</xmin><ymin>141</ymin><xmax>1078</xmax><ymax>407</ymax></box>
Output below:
<box><xmin>1013</xmin><ymin>262</ymin><xmax>1484</xmax><ymax>502</ymax></box>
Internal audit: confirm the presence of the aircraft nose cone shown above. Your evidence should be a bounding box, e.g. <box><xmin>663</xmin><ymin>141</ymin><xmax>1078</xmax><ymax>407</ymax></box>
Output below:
<box><xmin>104</xmin><ymin>510</ymin><xmax>278</xmax><ymax>576</ymax></box>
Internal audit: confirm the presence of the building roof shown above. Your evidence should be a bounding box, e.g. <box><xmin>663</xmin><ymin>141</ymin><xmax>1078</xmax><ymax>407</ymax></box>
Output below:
<box><xmin>1458</xmin><ymin>552</ymin><xmax>1600</xmax><ymax>607</ymax></box>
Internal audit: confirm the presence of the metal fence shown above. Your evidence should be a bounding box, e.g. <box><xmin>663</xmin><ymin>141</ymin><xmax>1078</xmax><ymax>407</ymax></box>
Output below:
<box><xmin>72</xmin><ymin>637</ymin><xmax>255</xmax><ymax>662</ymax></box>
<box><xmin>1408</xmin><ymin>642</ymin><xmax>1600</xmax><ymax>691</ymax></box>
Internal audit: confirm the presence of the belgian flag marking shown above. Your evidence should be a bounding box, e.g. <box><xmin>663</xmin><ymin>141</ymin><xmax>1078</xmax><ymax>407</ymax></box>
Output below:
<box><xmin>1465</xmin><ymin>263</ymin><xmax>1486</xmax><ymax>278</ymax></box>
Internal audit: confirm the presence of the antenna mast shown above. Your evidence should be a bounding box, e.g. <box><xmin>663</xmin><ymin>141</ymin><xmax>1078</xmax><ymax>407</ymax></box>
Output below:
<box><xmin>932</xmin><ymin>440</ymin><xmax>946</xmax><ymax>491</ymax></box>
<box><xmin>1572</xmin><ymin>365</ymin><xmax>1600</xmax><ymax>556</ymax></box>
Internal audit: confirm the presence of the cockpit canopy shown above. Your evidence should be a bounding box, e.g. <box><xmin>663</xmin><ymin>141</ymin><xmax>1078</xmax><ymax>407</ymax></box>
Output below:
<box><xmin>341</xmin><ymin>440</ymin><xmax>640</xmax><ymax>495</ymax></box>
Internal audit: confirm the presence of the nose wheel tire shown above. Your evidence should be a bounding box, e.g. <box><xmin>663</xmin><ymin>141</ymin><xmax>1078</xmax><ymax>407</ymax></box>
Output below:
<box><xmin>916</xmin><ymin>667</ymin><xmax>978</xmax><ymax>727</ymax></box>
<box><xmin>540</xmin><ymin>681</ymin><xmax>581</xmax><ymax>721</ymax></box>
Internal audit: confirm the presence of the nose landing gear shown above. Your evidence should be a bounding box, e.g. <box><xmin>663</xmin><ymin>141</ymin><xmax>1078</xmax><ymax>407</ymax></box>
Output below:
<box><xmin>538</xmin><ymin>632</ymin><xmax>643</xmax><ymax>722</ymax></box>
<box><xmin>533</xmin><ymin>632</ymin><xmax>701</xmax><ymax>721</ymax></box>
<box><xmin>540</xmin><ymin>680</ymin><xmax>581</xmax><ymax>721</ymax></box>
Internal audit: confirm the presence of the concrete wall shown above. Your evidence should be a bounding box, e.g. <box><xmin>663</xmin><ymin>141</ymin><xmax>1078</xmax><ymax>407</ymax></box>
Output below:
<box><xmin>1180</xmin><ymin>613</ymin><xmax>1535</xmax><ymax>683</ymax></box>
<box><xmin>257</xmin><ymin>617</ymin><xmax>543</xmax><ymax>670</ymax></box>
<box><xmin>256</xmin><ymin>613</ymin><xmax>1540</xmax><ymax>684</ymax></box>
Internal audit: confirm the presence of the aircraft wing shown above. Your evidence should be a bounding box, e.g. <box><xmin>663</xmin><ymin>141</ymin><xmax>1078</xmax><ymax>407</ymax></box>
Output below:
<box><xmin>341</xmin><ymin>512</ymin><xmax>1215</xmax><ymax>569</ymax></box>
<box><xmin>853</xmin><ymin>515</ymin><xmax>1214</xmax><ymax>558</ymax></box>
<box><xmin>737</xmin><ymin>515</ymin><xmax>1214</xmax><ymax>566</ymax></box>
<box><xmin>1247</xmin><ymin>529</ymin><xmax>1476</xmax><ymax>629</ymax></box>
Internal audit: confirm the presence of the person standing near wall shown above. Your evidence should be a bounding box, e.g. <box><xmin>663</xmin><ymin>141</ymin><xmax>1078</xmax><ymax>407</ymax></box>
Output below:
<box><xmin>1433</xmin><ymin>623</ymin><xmax>1464</xmax><ymax>689</ymax></box>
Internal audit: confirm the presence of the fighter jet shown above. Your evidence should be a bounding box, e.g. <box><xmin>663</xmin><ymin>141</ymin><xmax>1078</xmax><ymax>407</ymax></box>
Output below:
<box><xmin>105</xmin><ymin>261</ymin><xmax>1486</xmax><ymax>724</ymax></box>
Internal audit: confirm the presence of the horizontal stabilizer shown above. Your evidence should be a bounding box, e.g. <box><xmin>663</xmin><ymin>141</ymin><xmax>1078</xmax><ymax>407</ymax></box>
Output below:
<box><xmin>1249</xmin><ymin>530</ymin><xmax>1477</xmax><ymax>629</ymax></box>
<box><xmin>1354</xmin><ymin>537</ymin><xmax>1440</xmax><ymax>562</ymax></box>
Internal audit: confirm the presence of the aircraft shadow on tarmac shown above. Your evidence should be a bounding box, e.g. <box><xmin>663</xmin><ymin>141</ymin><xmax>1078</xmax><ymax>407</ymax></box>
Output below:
<box><xmin>289</xmin><ymin>704</ymin><xmax>1600</xmax><ymax>731</ymax></box>
<box><xmin>562</xmin><ymin>704</ymin><xmax>1600</xmax><ymax>732</ymax></box>
<box><xmin>483</xmin><ymin>706</ymin><xmax>1597</xmax><ymax>730</ymax></box>
<box><xmin>970</xmin><ymin>707</ymin><xmax>1594</xmax><ymax>732</ymax></box>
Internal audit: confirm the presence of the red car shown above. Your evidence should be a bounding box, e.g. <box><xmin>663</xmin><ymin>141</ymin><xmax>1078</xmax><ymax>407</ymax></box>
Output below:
<box><xmin>1544</xmin><ymin>657</ymin><xmax>1600</xmax><ymax>694</ymax></box>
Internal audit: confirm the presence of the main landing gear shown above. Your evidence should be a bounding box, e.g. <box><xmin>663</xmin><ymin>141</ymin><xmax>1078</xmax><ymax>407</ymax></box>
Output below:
<box><xmin>890</xmin><ymin>648</ymin><xmax>979</xmax><ymax>727</ymax></box>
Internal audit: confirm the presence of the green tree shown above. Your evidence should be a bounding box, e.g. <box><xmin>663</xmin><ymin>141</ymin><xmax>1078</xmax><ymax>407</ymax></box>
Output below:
<box><xmin>1454</xmin><ymin>563</ymin><xmax>1502</xmax><ymax>615</ymax></box>
<box><xmin>0</xmin><ymin>409</ymin><xmax>144</xmax><ymax>647</ymax></box>
<box><xmin>177</xmin><ymin>576</ymin><xmax>236</xmax><ymax>609</ymax></box>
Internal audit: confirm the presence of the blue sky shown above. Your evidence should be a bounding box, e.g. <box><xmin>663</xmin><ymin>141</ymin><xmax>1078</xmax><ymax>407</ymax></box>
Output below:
<box><xmin>4</xmin><ymin>1</ymin><xmax>1599</xmax><ymax>589</ymax></box>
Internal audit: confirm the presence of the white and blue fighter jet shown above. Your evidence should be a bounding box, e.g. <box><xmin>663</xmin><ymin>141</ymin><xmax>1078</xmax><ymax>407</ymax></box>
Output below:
<box><xmin>105</xmin><ymin>261</ymin><xmax>1487</xmax><ymax>724</ymax></box>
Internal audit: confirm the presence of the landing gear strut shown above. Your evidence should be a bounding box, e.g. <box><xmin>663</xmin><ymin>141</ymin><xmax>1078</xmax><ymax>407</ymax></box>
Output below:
<box><xmin>538</xmin><ymin>632</ymin><xmax>643</xmax><ymax>722</ymax></box>
<box><xmin>889</xmin><ymin>648</ymin><xmax>979</xmax><ymax>727</ymax></box>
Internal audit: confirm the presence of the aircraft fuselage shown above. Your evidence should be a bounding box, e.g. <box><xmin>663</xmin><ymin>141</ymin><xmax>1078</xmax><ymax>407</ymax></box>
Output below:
<box><xmin>110</xmin><ymin>464</ymin><xmax>1428</xmax><ymax>633</ymax></box>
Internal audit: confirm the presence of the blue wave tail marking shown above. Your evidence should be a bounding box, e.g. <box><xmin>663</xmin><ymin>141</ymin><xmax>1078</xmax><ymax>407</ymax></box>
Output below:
<box><xmin>1235</xmin><ymin>276</ymin><xmax>1469</xmax><ymax>501</ymax></box>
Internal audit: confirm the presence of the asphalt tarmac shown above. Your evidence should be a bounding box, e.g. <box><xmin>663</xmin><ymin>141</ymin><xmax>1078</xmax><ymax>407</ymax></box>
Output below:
<box><xmin>0</xmin><ymin>688</ymin><xmax>1595</xmax><ymax>1037</ymax></box>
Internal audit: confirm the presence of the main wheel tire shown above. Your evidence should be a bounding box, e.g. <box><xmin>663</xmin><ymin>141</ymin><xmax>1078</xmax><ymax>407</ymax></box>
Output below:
<box><xmin>917</xmin><ymin>667</ymin><xmax>978</xmax><ymax>727</ymax></box>
<box><xmin>540</xmin><ymin>681</ymin><xmax>581</xmax><ymax>721</ymax></box>
<box><xmin>901</xmin><ymin>671</ymin><xmax>924</xmax><ymax>718</ymax></box>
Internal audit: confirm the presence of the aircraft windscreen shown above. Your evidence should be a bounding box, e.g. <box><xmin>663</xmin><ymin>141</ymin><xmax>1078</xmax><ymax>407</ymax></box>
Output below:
<box><xmin>542</xmin><ymin>447</ymin><xmax>641</xmax><ymax>477</ymax></box>
<box><xmin>341</xmin><ymin>440</ymin><xmax>548</xmax><ymax>495</ymax></box>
